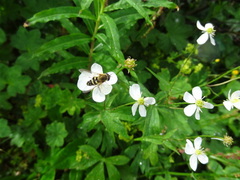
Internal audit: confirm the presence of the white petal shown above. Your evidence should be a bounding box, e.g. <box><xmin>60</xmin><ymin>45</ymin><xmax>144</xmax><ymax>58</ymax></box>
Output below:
<box><xmin>184</xmin><ymin>104</ymin><xmax>197</xmax><ymax>117</ymax></box>
<box><xmin>196</xmin><ymin>21</ymin><xmax>205</xmax><ymax>31</ymax></box>
<box><xmin>233</xmin><ymin>102</ymin><xmax>240</xmax><ymax>110</ymax></box>
<box><xmin>98</xmin><ymin>83</ymin><xmax>112</xmax><ymax>95</ymax></box>
<box><xmin>227</xmin><ymin>90</ymin><xmax>232</xmax><ymax>100</ymax></box>
<box><xmin>192</xmin><ymin>86</ymin><xmax>202</xmax><ymax>100</ymax></box>
<box><xmin>194</xmin><ymin>137</ymin><xmax>202</xmax><ymax>150</ymax></box>
<box><xmin>139</xmin><ymin>105</ymin><xmax>146</xmax><ymax>117</ymax></box>
<box><xmin>77</xmin><ymin>71</ymin><xmax>94</xmax><ymax>92</ymax></box>
<box><xmin>131</xmin><ymin>103</ymin><xmax>139</xmax><ymax>116</ymax></box>
<box><xmin>198</xmin><ymin>154</ymin><xmax>209</xmax><ymax>164</ymax></box>
<box><xmin>183</xmin><ymin>92</ymin><xmax>196</xmax><ymax>103</ymax></box>
<box><xmin>189</xmin><ymin>154</ymin><xmax>198</xmax><ymax>171</ymax></box>
<box><xmin>91</xmin><ymin>63</ymin><xmax>103</xmax><ymax>74</ymax></box>
<box><xmin>205</xmin><ymin>23</ymin><xmax>214</xmax><ymax>29</ymax></box>
<box><xmin>209</xmin><ymin>36</ymin><xmax>216</xmax><ymax>46</ymax></box>
<box><xmin>203</xmin><ymin>102</ymin><xmax>214</xmax><ymax>109</ymax></box>
<box><xmin>144</xmin><ymin>97</ymin><xmax>156</xmax><ymax>106</ymax></box>
<box><xmin>231</xmin><ymin>90</ymin><xmax>240</xmax><ymax>99</ymax></box>
<box><xmin>107</xmin><ymin>72</ymin><xmax>118</xmax><ymax>85</ymax></box>
<box><xmin>223</xmin><ymin>100</ymin><xmax>233</xmax><ymax>111</ymax></box>
<box><xmin>185</xmin><ymin>139</ymin><xmax>195</xmax><ymax>155</ymax></box>
<box><xmin>197</xmin><ymin>32</ymin><xmax>209</xmax><ymax>45</ymax></box>
<box><xmin>129</xmin><ymin>84</ymin><xmax>141</xmax><ymax>100</ymax></box>
<box><xmin>92</xmin><ymin>87</ymin><xmax>105</xmax><ymax>102</ymax></box>
<box><xmin>195</xmin><ymin>107</ymin><xmax>201</xmax><ymax>120</ymax></box>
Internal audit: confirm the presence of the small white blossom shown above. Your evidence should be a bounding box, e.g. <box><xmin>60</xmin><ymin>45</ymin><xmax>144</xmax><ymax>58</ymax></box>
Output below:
<box><xmin>185</xmin><ymin>137</ymin><xmax>209</xmax><ymax>171</ymax></box>
<box><xmin>196</xmin><ymin>20</ymin><xmax>216</xmax><ymax>46</ymax></box>
<box><xmin>223</xmin><ymin>90</ymin><xmax>240</xmax><ymax>111</ymax></box>
<box><xmin>129</xmin><ymin>84</ymin><xmax>155</xmax><ymax>117</ymax></box>
<box><xmin>77</xmin><ymin>63</ymin><xmax>118</xmax><ymax>102</ymax></box>
<box><xmin>183</xmin><ymin>86</ymin><xmax>214</xmax><ymax>120</ymax></box>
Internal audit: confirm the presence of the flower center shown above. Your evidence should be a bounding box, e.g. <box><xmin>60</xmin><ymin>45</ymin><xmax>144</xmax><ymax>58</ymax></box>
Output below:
<box><xmin>230</xmin><ymin>98</ymin><xmax>240</xmax><ymax>104</ymax></box>
<box><xmin>137</xmin><ymin>97</ymin><xmax>145</xmax><ymax>105</ymax></box>
<box><xmin>206</xmin><ymin>27</ymin><xmax>215</xmax><ymax>35</ymax></box>
<box><xmin>195</xmin><ymin>149</ymin><xmax>203</xmax><ymax>155</ymax></box>
<box><xmin>195</xmin><ymin>99</ymin><xmax>204</xmax><ymax>108</ymax></box>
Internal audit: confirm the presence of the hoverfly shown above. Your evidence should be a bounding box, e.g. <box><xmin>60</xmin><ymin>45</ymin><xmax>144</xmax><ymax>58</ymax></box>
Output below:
<box><xmin>86</xmin><ymin>73</ymin><xmax>111</xmax><ymax>86</ymax></box>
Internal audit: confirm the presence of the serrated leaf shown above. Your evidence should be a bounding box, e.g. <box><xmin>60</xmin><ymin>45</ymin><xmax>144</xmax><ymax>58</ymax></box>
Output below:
<box><xmin>125</xmin><ymin>0</ymin><xmax>152</xmax><ymax>25</ymax></box>
<box><xmin>46</xmin><ymin>122</ymin><xmax>68</xmax><ymax>148</ymax></box>
<box><xmin>25</xmin><ymin>7</ymin><xmax>95</xmax><ymax>26</ymax></box>
<box><xmin>34</xmin><ymin>33</ymin><xmax>91</xmax><ymax>57</ymax></box>
<box><xmin>39</xmin><ymin>57</ymin><xmax>88</xmax><ymax>78</ymax></box>
<box><xmin>0</xmin><ymin>118</ymin><xmax>11</xmax><ymax>137</ymax></box>
<box><xmin>100</xmin><ymin>14</ymin><xmax>124</xmax><ymax>63</ymax></box>
<box><xmin>142</xmin><ymin>0</ymin><xmax>177</xmax><ymax>9</ymax></box>
<box><xmin>106</xmin><ymin>155</ymin><xmax>130</xmax><ymax>165</ymax></box>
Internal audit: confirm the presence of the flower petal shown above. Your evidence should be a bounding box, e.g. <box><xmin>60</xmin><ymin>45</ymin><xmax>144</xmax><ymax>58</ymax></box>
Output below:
<box><xmin>131</xmin><ymin>103</ymin><xmax>138</xmax><ymax>116</ymax></box>
<box><xmin>196</xmin><ymin>21</ymin><xmax>205</xmax><ymax>31</ymax></box>
<box><xmin>209</xmin><ymin>36</ymin><xmax>216</xmax><ymax>46</ymax></box>
<box><xmin>77</xmin><ymin>71</ymin><xmax>94</xmax><ymax>92</ymax></box>
<box><xmin>183</xmin><ymin>92</ymin><xmax>196</xmax><ymax>103</ymax></box>
<box><xmin>98</xmin><ymin>83</ymin><xmax>112</xmax><ymax>95</ymax></box>
<box><xmin>198</xmin><ymin>154</ymin><xmax>209</xmax><ymax>164</ymax></box>
<box><xmin>139</xmin><ymin>105</ymin><xmax>146</xmax><ymax>117</ymax></box>
<box><xmin>194</xmin><ymin>137</ymin><xmax>202</xmax><ymax>150</ymax></box>
<box><xmin>92</xmin><ymin>87</ymin><xmax>105</xmax><ymax>102</ymax></box>
<box><xmin>205</xmin><ymin>23</ymin><xmax>214</xmax><ymax>29</ymax></box>
<box><xmin>189</xmin><ymin>154</ymin><xmax>198</xmax><ymax>171</ymax></box>
<box><xmin>197</xmin><ymin>32</ymin><xmax>209</xmax><ymax>45</ymax></box>
<box><xmin>203</xmin><ymin>102</ymin><xmax>214</xmax><ymax>109</ymax></box>
<box><xmin>192</xmin><ymin>86</ymin><xmax>202</xmax><ymax>100</ymax></box>
<box><xmin>129</xmin><ymin>84</ymin><xmax>141</xmax><ymax>100</ymax></box>
<box><xmin>185</xmin><ymin>139</ymin><xmax>195</xmax><ymax>155</ymax></box>
<box><xmin>107</xmin><ymin>72</ymin><xmax>118</xmax><ymax>85</ymax></box>
<box><xmin>223</xmin><ymin>100</ymin><xmax>233</xmax><ymax>111</ymax></box>
<box><xmin>233</xmin><ymin>102</ymin><xmax>240</xmax><ymax>110</ymax></box>
<box><xmin>195</xmin><ymin>107</ymin><xmax>201</xmax><ymax>120</ymax></box>
<box><xmin>144</xmin><ymin>97</ymin><xmax>156</xmax><ymax>106</ymax></box>
<box><xmin>231</xmin><ymin>90</ymin><xmax>240</xmax><ymax>99</ymax></box>
<box><xmin>91</xmin><ymin>63</ymin><xmax>103</xmax><ymax>74</ymax></box>
<box><xmin>184</xmin><ymin>104</ymin><xmax>197</xmax><ymax>117</ymax></box>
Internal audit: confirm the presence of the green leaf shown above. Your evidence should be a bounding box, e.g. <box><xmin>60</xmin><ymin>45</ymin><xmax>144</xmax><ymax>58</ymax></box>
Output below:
<box><xmin>11</xmin><ymin>27</ymin><xmax>44</xmax><ymax>51</ymax></box>
<box><xmin>0</xmin><ymin>118</ymin><xmax>11</xmax><ymax>137</ymax></box>
<box><xmin>142</xmin><ymin>0</ymin><xmax>177</xmax><ymax>9</ymax></box>
<box><xmin>143</xmin><ymin>143</ymin><xmax>158</xmax><ymax>166</ymax></box>
<box><xmin>40</xmin><ymin>169</ymin><xmax>55</xmax><ymax>180</ymax></box>
<box><xmin>102</xmin><ymin>111</ymin><xmax>130</xmax><ymax>140</ymax></box>
<box><xmin>25</xmin><ymin>7</ymin><xmax>95</xmax><ymax>26</ymax></box>
<box><xmin>6</xmin><ymin>65</ymin><xmax>31</xmax><ymax>97</ymax></box>
<box><xmin>46</xmin><ymin>122</ymin><xmax>68</xmax><ymax>148</ymax></box>
<box><xmin>85</xmin><ymin>162</ymin><xmax>105</xmax><ymax>180</ymax></box>
<box><xmin>0</xmin><ymin>92</ymin><xmax>12</xmax><ymax>110</ymax></box>
<box><xmin>158</xmin><ymin>68</ymin><xmax>171</xmax><ymax>91</ymax></box>
<box><xmin>34</xmin><ymin>33</ymin><xmax>91</xmax><ymax>57</ymax></box>
<box><xmin>125</xmin><ymin>0</ymin><xmax>152</xmax><ymax>25</ymax></box>
<box><xmin>106</xmin><ymin>162</ymin><xmax>120</xmax><ymax>180</ymax></box>
<box><xmin>81</xmin><ymin>0</ymin><xmax>93</xmax><ymax>10</ymax></box>
<box><xmin>39</xmin><ymin>57</ymin><xmax>88</xmax><ymax>78</ymax></box>
<box><xmin>106</xmin><ymin>155</ymin><xmax>130</xmax><ymax>166</ymax></box>
<box><xmin>100</xmin><ymin>14</ymin><xmax>124</xmax><ymax>63</ymax></box>
<box><xmin>80</xmin><ymin>145</ymin><xmax>102</xmax><ymax>160</ymax></box>
<box><xmin>0</xmin><ymin>28</ymin><xmax>6</xmax><ymax>45</ymax></box>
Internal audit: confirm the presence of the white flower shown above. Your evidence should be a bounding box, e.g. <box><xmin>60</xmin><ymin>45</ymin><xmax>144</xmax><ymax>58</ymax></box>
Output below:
<box><xmin>223</xmin><ymin>90</ymin><xmax>240</xmax><ymax>111</ymax></box>
<box><xmin>196</xmin><ymin>20</ymin><xmax>216</xmax><ymax>46</ymax></box>
<box><xmin>77</xmin><ymin>63</ymin><xmax>118</xmax><ymax>102</ymax></box>
<box><xmin>185</xmin><ymin>137</ymin><xmax>209</xmax><ymax>171</ymax></box>
<box><xmin>129</xmin><ymin>84</ymin><xmax>155</xmax><ymax>117</ymax></box>
<box><xmin>183</xmin><ymin>86</ymin><xmax>214</xmax><ymax>120</ymax></box>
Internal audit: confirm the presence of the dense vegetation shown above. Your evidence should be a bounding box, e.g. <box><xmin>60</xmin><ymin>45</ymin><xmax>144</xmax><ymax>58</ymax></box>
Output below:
<box><xmin>0</xmin><ymin>0</ymin><xmax>239</xmax><ymax>179</ymax></box>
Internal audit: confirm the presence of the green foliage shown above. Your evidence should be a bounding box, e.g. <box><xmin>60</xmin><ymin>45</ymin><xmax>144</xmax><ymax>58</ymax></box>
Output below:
<box><xmin>0</xmin><ymin>0</ymin><xmax>240</xmax><ymax>179</ymax></box>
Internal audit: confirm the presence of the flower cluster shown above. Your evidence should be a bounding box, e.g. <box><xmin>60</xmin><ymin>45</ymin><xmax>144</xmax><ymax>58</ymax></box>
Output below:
<box><xmin>76</xmin><ymin>20</ymin><xmax>237</xmax><ymax>173</ymax></box>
